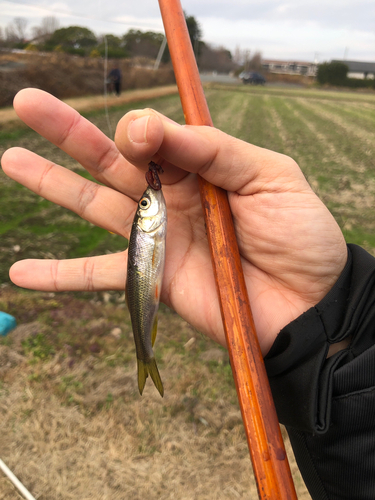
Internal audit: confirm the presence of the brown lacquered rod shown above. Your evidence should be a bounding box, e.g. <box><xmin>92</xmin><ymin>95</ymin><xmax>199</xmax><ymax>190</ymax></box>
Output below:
<box><xmin>158</xmin><ymin>1</ymin><xmax>298</xmax><ymax>499</ymax></box>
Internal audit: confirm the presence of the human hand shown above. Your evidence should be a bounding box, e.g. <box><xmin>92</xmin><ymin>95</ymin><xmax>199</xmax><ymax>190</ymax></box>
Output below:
<box><xmin>1</xmin><ymin>88</ymin><xmax>347</xmax><ymax>355</ymax></box>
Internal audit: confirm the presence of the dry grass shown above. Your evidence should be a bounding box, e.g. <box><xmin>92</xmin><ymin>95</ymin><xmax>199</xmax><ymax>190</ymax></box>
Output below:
<box><xmin>263</xmin><ymin>72</ymin><xmax>314</xmax><ymax>86</ymax></box>
<box><xmin>1</xmin><ymin>83</ymin><xmax>375</xmax><ymax>498</ymax></box>
<box><xmin>0</xmin><ymin>51</ymin><xmax>175</xmax><ymax>108</ymax></box>
<box><xmin>5</xmin><ymin>84</ymin><xmax>372</xmax><ymax>499</ymax></box>
<box><xmin>0</xmin><ymin>287</ymin><xmax>310</xmax><ymax>499</ymax></box>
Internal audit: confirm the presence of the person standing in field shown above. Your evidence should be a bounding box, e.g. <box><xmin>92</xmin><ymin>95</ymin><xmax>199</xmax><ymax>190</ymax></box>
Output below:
<box><xmin>108</xmin><ymin>64</ymin><xmax>122</xmax><ymax>96</ymax></box>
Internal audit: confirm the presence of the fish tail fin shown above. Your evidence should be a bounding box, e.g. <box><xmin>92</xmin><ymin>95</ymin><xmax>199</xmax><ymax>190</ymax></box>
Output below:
<box><xmin>137</xmin><ymin>358</ymin><xmax>164</xmax><ymax>397</ymax></box>
<box><xmin>137</xmin><ymin>358</ymin><xmax>148</xmax><ymax>396</ymax></box>
<box><xmin>148</xmin><ymin>358</ymin><xmax>164</xmax><ymax>397</ymax></box>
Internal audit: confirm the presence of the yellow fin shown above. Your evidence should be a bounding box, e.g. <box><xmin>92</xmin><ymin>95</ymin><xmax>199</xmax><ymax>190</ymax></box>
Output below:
<box><xmin>137</xmin><ymin>358</ymin><xmax>148</xmax><ymax>395</ymax></box>
<box><xmin>137</xmin><ymin>358</ymin><xmax>164</xmax><ymax>397</ymax></box>
<box><xmin>148</xmin><ymin>358</ymin><xmax>164</xmax><ymax>397</ymax></box>
<box><xmin>151</xmin><ymin>315</ymin><xmax>158</xmax><ymax>347</ymax></box>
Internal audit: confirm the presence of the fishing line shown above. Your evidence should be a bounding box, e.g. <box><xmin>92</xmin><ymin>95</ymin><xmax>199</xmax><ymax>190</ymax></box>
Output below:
<box><xmin>94</xmin><ymin>0</ymin><xmax>113</xmax><ymax>140</ymax></box>
<box><xmin>103</xmin><ymin>35</ymin><xmax>114</xmax><ymax>139</ymax></box>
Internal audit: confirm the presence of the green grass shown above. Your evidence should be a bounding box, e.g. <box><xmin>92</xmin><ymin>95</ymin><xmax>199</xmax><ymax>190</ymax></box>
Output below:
<box><xmin>0</xmin><ymin>86</ymin><xmax>374</xmax><ymax>285</ymax></box>
<box><xmin>22</xmin><ymin>332</ymin><xmax>55</xmax><ymax>360</ymax></box>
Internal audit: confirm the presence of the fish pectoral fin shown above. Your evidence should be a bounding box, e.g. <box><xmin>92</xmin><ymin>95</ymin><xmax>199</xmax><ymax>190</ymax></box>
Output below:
<box><xmin>151</xmin><ymin>315</ymin><xmax>158</xmax><ymax>347</ymax></box>
<box><xmin>137</xmin><ymin>358</ymin><xmax>164</xmax><ymax>397</ymax></box>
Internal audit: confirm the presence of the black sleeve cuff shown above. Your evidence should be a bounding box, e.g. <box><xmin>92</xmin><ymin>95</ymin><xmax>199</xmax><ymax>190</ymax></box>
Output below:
<box><xmin>264</xmin><ymin>244</ymin><xmax>375</xmax><ymax>434</ymax></box>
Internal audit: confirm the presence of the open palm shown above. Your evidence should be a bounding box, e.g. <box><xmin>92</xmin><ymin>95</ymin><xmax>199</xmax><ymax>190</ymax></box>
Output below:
<box><xmin>1</xmin><ymin>89</ymin><xmax>347</xmax><ymax>355</ymax></box>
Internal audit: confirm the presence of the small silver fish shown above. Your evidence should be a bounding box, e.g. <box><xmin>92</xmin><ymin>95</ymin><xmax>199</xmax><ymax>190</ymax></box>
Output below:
<box><xmin>126</xmin><ymin>185</ymin><xmax>167</xmax><ymax>397</ymax></box>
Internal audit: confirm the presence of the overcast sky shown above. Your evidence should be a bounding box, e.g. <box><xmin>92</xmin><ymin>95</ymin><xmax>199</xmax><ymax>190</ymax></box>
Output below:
<box><xmin>1</xmin><ymin>0</ymin><xmax>374</xmax><ymax>62</ymax></box>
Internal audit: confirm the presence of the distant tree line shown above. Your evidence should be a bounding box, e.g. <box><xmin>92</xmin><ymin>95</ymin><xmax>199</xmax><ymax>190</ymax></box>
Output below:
<box><xmin>0</xmin><ymin>15</ymin><xmax>237</xmax><ymax>73</ymax></box>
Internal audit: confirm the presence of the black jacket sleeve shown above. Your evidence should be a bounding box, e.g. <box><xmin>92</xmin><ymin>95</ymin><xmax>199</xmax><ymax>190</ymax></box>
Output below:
<box><xmin>264</xmin><ymin>244</ymin><xmax>375</xmax><ymax>500</ymax></box>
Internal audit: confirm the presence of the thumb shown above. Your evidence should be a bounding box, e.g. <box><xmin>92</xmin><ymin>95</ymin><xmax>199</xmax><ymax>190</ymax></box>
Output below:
<box><xmin>115</xmin><ymin>109</ymin><xmax>308</xmax><ymax>194</ymax></box>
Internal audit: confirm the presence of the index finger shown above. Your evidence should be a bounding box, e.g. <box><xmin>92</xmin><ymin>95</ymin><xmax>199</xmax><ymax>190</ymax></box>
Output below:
<box><xmin>13</xmin><ymin>88</ymin><xmax>145</xmax><ymax>199</ymax></box>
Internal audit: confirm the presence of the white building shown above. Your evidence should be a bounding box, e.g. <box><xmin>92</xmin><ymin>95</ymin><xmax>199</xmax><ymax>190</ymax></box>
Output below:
<box><xmin>332</xmin><ymin>60</ymin><xmax>375</xmax><ymax>79</ymax></box>
<box><xmin>262</xmin><ymin>59</ymin><xmax>317</xmax><ymax>77</ymax></box>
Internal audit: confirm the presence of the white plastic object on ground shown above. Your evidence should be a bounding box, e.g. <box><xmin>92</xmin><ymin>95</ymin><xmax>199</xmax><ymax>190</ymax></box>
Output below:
<box><xmin>0</xmin><ymin>458</ymin><xmax>37</xmax><ymax>500</ymax></box>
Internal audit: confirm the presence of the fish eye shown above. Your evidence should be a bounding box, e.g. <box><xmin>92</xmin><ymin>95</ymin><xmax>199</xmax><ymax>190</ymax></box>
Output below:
<box><xmin>139</xmin><ymin>197</ymin><xmax>151</xmax><ymax>209</ymax></box>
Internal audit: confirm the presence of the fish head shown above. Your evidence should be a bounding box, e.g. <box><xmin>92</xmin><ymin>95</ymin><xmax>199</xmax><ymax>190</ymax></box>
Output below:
<box><xmin>135</xmin><ymin>186</ymin><xmax>167</xmax><ymax>233</ymax></box>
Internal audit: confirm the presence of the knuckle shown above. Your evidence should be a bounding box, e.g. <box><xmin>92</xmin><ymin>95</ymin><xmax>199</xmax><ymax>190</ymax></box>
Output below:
<box><xmin>77</xmin><ymin>180</ymin><xmax>100</xmax><ymax>217</ymax></box>
<box><xmin>83</xmin><ymin>258</ymin><xmax>95</xmax><ymax>291</ymax></box>
<box><xmin>37</xmin><ymin>161</ymin><xmax>55</xmax><ymax>194</ymax></box>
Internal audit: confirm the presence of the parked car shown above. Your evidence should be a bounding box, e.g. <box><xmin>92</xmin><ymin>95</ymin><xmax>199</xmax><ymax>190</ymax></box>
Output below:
<box><xmin>241</xmin><ymin>72</ymin><xmax>266</xmax><ymax>85</ymax></box>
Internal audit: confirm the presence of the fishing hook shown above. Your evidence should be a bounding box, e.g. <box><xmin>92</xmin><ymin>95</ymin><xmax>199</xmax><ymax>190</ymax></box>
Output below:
<box><xmin>146</xmin><ymin>161</ymin><xmax>164</xmax><ymax>191</ymax></box>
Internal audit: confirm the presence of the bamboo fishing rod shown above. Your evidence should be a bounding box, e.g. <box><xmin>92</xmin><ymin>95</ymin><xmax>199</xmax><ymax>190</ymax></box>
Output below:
<box><xmin>157</xmin><ymin>1</ymin><xmax>298</xmax><ymax>498</ymax></box>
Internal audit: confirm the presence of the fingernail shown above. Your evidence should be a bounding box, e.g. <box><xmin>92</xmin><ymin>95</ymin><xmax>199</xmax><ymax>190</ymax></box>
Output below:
<box><xmin>128</xmin><ymin>115</ymin><xmax>150</xmax><ymax>143</ymax></box>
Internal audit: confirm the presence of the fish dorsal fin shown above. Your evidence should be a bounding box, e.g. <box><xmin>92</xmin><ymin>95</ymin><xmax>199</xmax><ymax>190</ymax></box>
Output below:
<box><xmin>151</xmin><ymin>315</ymin><xmax>158</xmax><ymax>347</ymax></box>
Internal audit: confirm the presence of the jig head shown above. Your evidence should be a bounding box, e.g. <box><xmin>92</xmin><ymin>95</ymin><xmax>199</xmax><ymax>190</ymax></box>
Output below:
<box><xmin>146</xmin><ymin>161</ymin><xmax>164</xmax><ymax>191</ymax></box>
